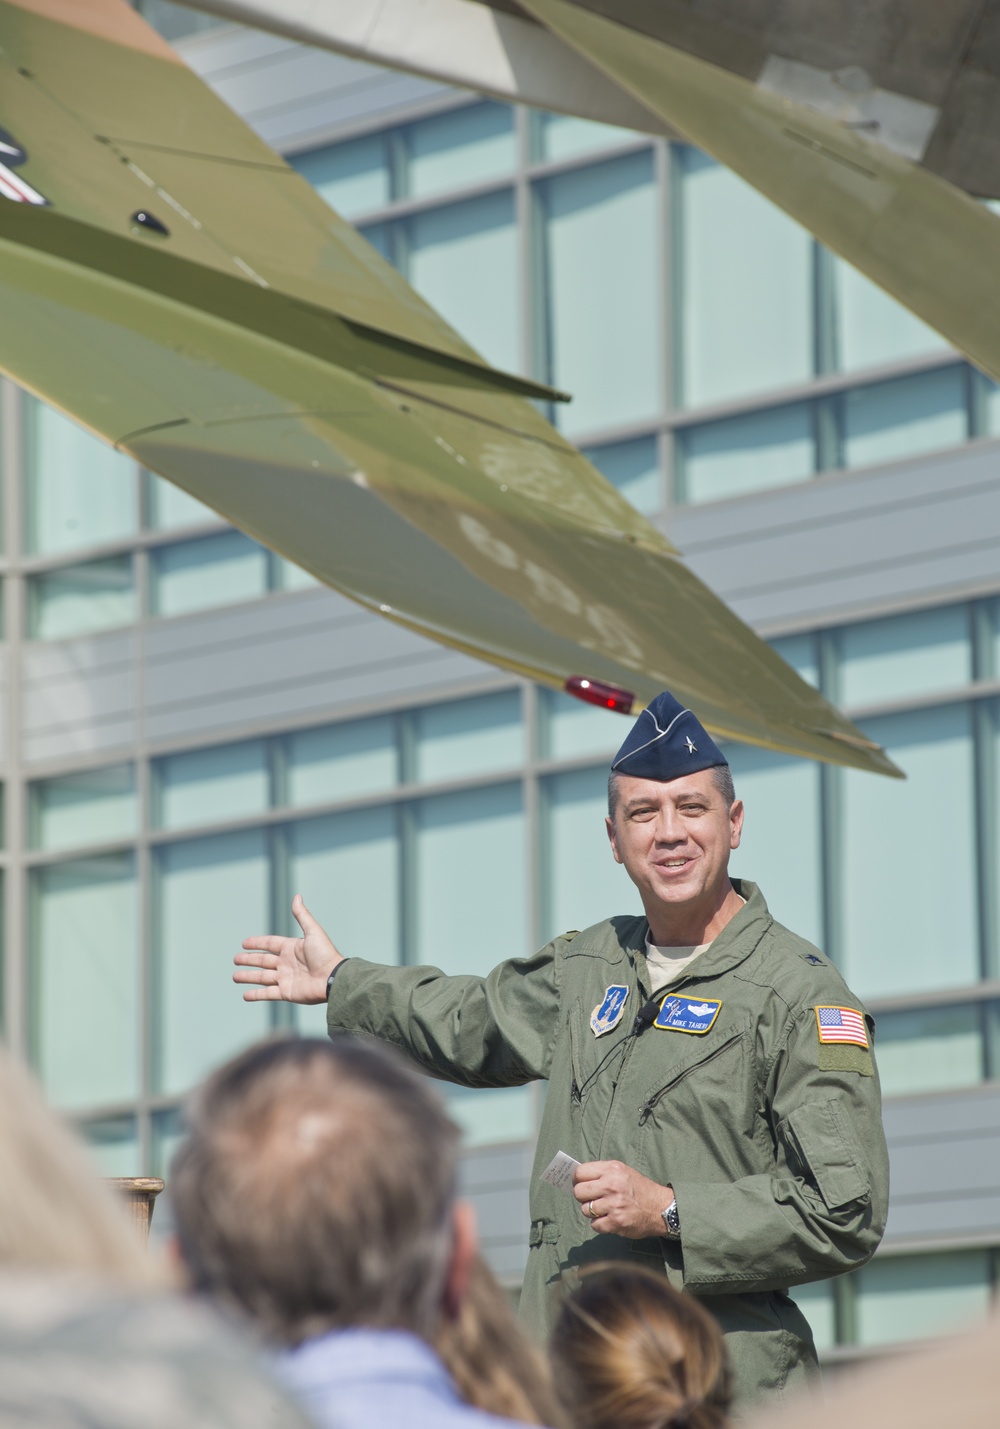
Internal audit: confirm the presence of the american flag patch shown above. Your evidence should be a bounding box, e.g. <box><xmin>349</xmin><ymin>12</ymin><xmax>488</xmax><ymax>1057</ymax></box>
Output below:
<box><xmin>815</xmin><ymin>1006</ymin><xmax>868</xmax><ymax>1047</ymax></box>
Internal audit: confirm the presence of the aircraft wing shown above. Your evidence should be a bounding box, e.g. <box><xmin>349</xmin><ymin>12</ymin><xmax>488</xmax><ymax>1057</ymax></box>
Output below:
<box><xmin>0</xmin><ymin>0</ymin><xmax>899</xmax><ymax>775</ymax></box>
<box><xmin>516</xmin><ymin>0</ymin><xmax>1000</xmax><ymax>395</ymax></box>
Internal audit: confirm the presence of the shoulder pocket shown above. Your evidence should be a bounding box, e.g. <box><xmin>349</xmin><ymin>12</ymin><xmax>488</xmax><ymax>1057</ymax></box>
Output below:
<box><xmin>783</xmin><ymin>1098</ymin><xmax>870</xmax><ymax>1210</ymax></box>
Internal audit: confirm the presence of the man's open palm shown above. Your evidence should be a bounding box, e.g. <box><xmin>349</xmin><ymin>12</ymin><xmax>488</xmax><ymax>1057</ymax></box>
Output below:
<box><xmin>235</xmin><ymin>894</ymin><xmax>342</xmax><ymax>1005</ymax></box>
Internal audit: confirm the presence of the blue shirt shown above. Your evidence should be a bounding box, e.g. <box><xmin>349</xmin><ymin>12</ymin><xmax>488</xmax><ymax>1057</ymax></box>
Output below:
<box><xmin>277</xmin><ymin>1327</ymin><xmax>535</xmax><ymax>1429</ymax></box>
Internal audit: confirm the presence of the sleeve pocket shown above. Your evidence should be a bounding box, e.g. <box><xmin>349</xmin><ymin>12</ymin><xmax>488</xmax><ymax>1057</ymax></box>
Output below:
<box><xmin>784</xmin><ymin>1098</ymin><xmax>870</xmax><ymax>1210</ymax></box>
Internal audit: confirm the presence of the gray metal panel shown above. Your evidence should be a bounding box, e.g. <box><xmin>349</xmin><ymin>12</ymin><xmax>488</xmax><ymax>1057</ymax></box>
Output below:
<box><xmin>667</xmin><ymin>436</ymin><xmax>1000</xmax><ymax>632</ymax></box>
<box><xmin>458</xmin><ymin>1082</ymin><xmax>1000</xmax><ymax>1282</ymax></box>
<box><xmin>139</xmin><ymin>589</ymin><xmax>498</xmax><ymax>750</ymax></box>
<box><xmin>459</xmin><ymin>1140</ymin><xmax>534</xmax><ymax>1282</ymax></box>
<box><xmin>883</xmin><ymin>1085</ymin><xmax>1000</xmax><ymax>1246</ymax></box>
<box><xmin>177</xmin><ymin>26</ymin><xmax>453</xmax><ymax>151</ymax></box>
<box><xmin>22</xmin><ymin>631</ymin><xmax>136</xmax><ymax>764</ymax></box>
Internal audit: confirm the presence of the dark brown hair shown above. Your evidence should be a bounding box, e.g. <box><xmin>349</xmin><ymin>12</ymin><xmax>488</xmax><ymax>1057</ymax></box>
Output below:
<box><xmin>435</xmin><ymin>1257</ymin><xmax>568</xmax><ymax>1428</ymax></box>
<box><xmin>170</xmin><ymin>1037</ymin><xmax>460</xmax><ymax>1346</ymax></box>
<box><xmin>549</xmin><ymin>1264</ymin><xmax>731</xmax><ymax>1429</ymax></box>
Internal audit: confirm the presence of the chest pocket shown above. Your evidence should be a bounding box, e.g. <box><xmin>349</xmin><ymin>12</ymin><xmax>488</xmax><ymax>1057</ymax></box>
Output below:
<box><xmin>568</xmin><ymin>997</ymin><xmax>633</xmax><ymax>1110</ymax></box>
<box><xmin>635</xmin><ymin>1018</ymin><xmax>757</xmax><ymax>1184</ymax></box>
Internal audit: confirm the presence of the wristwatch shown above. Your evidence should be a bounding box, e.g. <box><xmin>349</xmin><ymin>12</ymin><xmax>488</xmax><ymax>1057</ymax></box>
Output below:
<box><xmin>661</xmin><ymin>1198</ymin><xmax>681</xmax><ymax>1239</ymax></box>
<box><xmin>326</xmin><ymin>961</ymin><xmax>347</xmax><ymax>999</ymax></box>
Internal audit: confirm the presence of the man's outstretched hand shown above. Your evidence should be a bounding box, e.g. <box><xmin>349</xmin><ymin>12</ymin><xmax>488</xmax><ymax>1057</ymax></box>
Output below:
<box><xmin>235</xmin><ymin>894</ymin><xmax>343</xmax><ymax>1005</ymax></box>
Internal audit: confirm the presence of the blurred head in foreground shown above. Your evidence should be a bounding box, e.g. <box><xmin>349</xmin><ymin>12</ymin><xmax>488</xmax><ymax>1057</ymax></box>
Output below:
<box><xmin>434</xmin><ymin>1256</ymin><xmax>568</xmax><ymax>1428</ymax></box>
<box><xmin>550</xmin><ymin>1264</ymin><xmax>731</xmax><ymax>1429</ymax></box>
<box><xmin>0</xmin><ymin>1044</ymin><xmax>310</xmax><ymax>1429</ymax></box>
<box><xmin>169</xmin><ymin>1036</ymin><xmax>473</xmax><ymax>1345</ymax></box>
<box><xmin>0</xmin><ymin>1042</ymin><xmax>163</xmax><ymax>1288</ymax></box>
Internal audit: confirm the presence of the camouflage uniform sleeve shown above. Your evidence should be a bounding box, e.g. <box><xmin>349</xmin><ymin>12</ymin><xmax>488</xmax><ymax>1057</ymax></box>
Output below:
<box><xmin>325</xmin><ymin>940</ymin><xmax>566</xmax><ymax>1087</ymax></box>
<box><xmin>670</xmin><ymin>1001</ymin><xmax>889</xmax><ymax>1294</ymax></box>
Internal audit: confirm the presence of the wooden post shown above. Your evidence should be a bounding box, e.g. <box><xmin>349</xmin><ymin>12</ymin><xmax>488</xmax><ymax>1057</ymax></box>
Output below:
<box><xmin>108</xmin><ymin>1177</ymin><xmax>165</xmax><ymax>1243</ymax></box>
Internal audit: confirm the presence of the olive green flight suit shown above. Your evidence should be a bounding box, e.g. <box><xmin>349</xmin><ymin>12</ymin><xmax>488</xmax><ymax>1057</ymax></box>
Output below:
<box><xmin>327</xmin><ymin>881</ymin><xmax>889</xmax><ymax>1411</ymax></box>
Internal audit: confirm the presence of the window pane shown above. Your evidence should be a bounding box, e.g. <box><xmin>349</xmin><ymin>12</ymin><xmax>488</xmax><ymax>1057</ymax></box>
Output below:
<box><xmin>539</xmin><ymin>688</ymin><xmax>625</xmax><ymax>760</ymax></box>
<box><xmin>412</xmin><ymin>783</ymin><xmax>533</xmax><ymax>1143</ymax></box>
<box><xmin>413</xmin><ymin>783</ymin><xmax>525</xmax><ymax>974</ymax></box>
<box><xmin>31</xmin><ymin>854</ymin><xmax>138</xmax><ymax>1109</ymax></box>
<box><xmin>146</xmin><ymin>471</ymin><xmax>215</xmax><ymax>530</ymax></box>
<box><xmin>274</xmin><ymin>556</ymin><xmax>319</xmax><ymax>591</ymax></box>
<box><xmin>137</xmin><ymin>0</ymin><xmax>224</xmax><ymax>42</ymax></box>
<box><xmin>855</xmin><ymin>1252</ymin><xmax>992</xmax><ymax>1347</ymax></box>
<box><xmin>293</xmin><ymin>133</ymin><xmax>390</xmax><ymax>218</ymax></box>
<box><xmin>837</xmin><ymin>605</ymin><xmax>971</xmax><ymax>707</ymax></box>
<box><xmin>152</xmin><ymin>1105</ymin><xmax>187</xmax><ymax>1180</ymax></box>
<box><xmin>288</xmin><ymin>808</ymin><xmax>400</xmax><ymax>1038</ymax></box>
<box><xmin>789</xmin><ymin>1281</ymin><xmax>836</xmax><ymax>1354</ymax></box>
<box><xmin>286</xmin><ymin>717</ymin><xmax>397</xmax><ymax>807</ymax></box>
<box><xmin>875</xmin><ymin>1005</ymin><xmax>983</xmax><ymax>1098</ymax></box>
<box><xmin>839</xmin><ymin>705</ymin><xmax>978</xmax><ymax>999</ymax></box>
<box><xmin>540</xmin><ymin>152</ymin><xmax>660</xmax><ymax>437</ymax></box>
<box><xmin>770</xmin><ymin>633</ymin><xmax>819</xmax><ymax>688</ymax></box>
<box><xmin>832</xmin><ymin>256</ymin><xmax>951</xmax><ymax>371</ymax></box>
<box><xmin>726</xmin><ymin>747</ymin><xmax>823</xmax><ymax>948</ymax></box>
<box><xmin>359</xmin><ymin>221</ymin><xmax>392</xmax><ymax>262</ymax></box>
<box><xmin>150</xmin><ymin>531</ymin><xmax>269</xmax><ymax>617</ymax></box>
<box><xmin>534</xmin><ymin>112</ymin><xmax>642</xmax><ymax>163</ymax></box>
<box><xmin>155</xmin><ymin>830</ymin><xmax>270</xmax><ymax>1095</ymax></box>
<box><xmin>986</xmin><ymin>597</ymin><xmax>1000</xmax><ymax>678</ymax></box>
<box><xmin>28</xmin><ymin>557</ymin><xmax>135</xmax><ymax>640</ymax></box>
<box><xmin>676</xmin><ymin>149</ymin><xmax>813</xmax><ymax>406</ymax></box>
<box><xmin>405</xmin><ymin>102</ymin><xmax>514</xmax><ymax>199</ymax></box>
<box><xmin>543</xmin><ymin>765</ymin><xmax>640</xmax><ymax>941</ymax></box>
<box><xmin>155</xmin><ymin>740</ymin><xmax>269</xmax><ymax>830</ymax></box>
<box><xmin>30</xmin><ymin>763</ymin><xmax>136</xmax><ymax>851</ymax></box>
<box><xmin>989</xmin><ymin>699</ymin><xmax>1000</xmax><ymax>963</ymax></box>
<box><xmin>583</xmin><ymin>435</ymin><xmax>661</xmax><ymax>515</ymax></box>
<box><xmin>413</xmin><ymin>691</ymin><xmax>523</xmax><ymax>784</ymax></box>
<box><xmin>406</xmin><ymin>190</ymin><xmax>518</xmax><ymax>371</ymax></box>
<box><xmin>842</xmin><ymin>367</ymin><xmax>967</xmax><ymax>470</ymax></box>
<box><xmin>25</xmin><ymin>399</ymin><xmax>136</xmax><ymax>555</ymax></box>
<box><xmin>83</xmin><ymin>1116</ymin><xmax>139</xmax><ymax>1176</ymax></box>
<box><xmin>678</xmin><ymin>403</ymin><xmax>815</xmax><ymax>504</ymax></box>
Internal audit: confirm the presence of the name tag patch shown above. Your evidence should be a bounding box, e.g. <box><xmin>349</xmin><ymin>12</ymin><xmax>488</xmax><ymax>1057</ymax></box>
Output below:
<box><xmin>654</xmin><ymin>995</ymin><xmax>722</xmax><ymax>1035</ymax></box>
<box><xmin>591</xmin><ymin>985</ymin><xmax>629</xmax><ymax>1037</ymax></box>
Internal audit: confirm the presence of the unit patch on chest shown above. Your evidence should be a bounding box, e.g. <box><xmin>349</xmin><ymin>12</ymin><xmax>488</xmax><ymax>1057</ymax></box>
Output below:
<box><xmin>653</xmin><ymin>995</ymin><xmax>722</xmax><ymax>1035</ymax></box>
<box><xmin>590</xmin><ymin>985</ymin><xmax>629</xmax><ymax>1037</ymax></box>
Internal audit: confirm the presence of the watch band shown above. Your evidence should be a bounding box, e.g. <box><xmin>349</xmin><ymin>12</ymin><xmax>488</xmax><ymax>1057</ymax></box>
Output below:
<box><xmin>661</xmin><ymin>1198</ymin><xmax>680</xmax><ymax>1238</ymax></box>
<box><xmin>326</xmin><ymin>961</ymin><xmax>347</xmax><ymax>999</ymax></box>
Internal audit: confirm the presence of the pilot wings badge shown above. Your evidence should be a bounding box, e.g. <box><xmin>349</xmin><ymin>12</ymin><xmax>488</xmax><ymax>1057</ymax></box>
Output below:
<box><xmin>590</xmin><ymin>984</ymin><xmax>629</xmax><ymax>1037</ymax></box>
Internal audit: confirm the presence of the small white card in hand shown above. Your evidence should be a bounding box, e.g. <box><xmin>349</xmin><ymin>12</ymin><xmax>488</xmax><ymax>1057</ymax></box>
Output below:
<box><xmin>540</xmin><ymin>1149</ymin><xmax>580</xmax><ymax>1194</ymax></box>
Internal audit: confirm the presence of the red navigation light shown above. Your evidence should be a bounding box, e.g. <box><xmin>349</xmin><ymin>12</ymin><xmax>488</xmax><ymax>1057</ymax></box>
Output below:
<box><xmin>564</xmin><ymin>676</ymin><xmax>635</xmax><ymax>714</ymax></box>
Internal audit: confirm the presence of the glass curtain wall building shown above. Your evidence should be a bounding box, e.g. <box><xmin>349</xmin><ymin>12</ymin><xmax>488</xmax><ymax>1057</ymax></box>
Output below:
<box><xmin>5</xmin><ymin>4</ymin><xmax>1000</xmax><ymax>1362</ymax></box>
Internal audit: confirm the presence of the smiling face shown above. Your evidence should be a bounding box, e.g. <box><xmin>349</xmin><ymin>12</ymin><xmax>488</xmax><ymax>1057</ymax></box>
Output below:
<box><xmin>606</xmin><ymin>768</ymin><xmax>744</xmax><ymax>943</ymax></box>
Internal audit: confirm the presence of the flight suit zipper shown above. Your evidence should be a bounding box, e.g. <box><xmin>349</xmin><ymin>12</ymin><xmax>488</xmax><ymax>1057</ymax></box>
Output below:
<box><xmin>637</xmin><ymin>1029</ymin><xmax>744</xmax><ymax>1125</ymax></box>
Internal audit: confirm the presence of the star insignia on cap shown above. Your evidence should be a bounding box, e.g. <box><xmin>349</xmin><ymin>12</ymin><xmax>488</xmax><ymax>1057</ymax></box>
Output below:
<box><xmin>685</xmin><ymin>736</ymin><xmax>697</xmax><ymax>754</ymax></box>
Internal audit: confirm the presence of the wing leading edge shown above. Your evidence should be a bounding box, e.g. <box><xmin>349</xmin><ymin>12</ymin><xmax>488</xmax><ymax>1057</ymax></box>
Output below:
<box><xmin>0</xmin><ymin>0</ymin><xmax>899</xmax><ymax>776</ymax></box>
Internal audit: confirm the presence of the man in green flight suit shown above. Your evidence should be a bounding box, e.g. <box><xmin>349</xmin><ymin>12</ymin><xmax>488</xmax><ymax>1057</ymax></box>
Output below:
<box><xmin>235</xmin><ymin>690</ymin><xmax>889</xmax><ymax>1411</ymax></box>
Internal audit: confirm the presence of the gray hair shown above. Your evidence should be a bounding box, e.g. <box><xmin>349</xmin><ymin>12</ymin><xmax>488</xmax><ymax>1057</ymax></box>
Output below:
<box><xmin>608</xmin><ymin>764</ymin><xmax>736</xmax><ymax>820</ymax></box>
<box><xmin>170</xmin><ymin>1037</ymin><xmax>460</xmax><ymax>1345</ymax></box>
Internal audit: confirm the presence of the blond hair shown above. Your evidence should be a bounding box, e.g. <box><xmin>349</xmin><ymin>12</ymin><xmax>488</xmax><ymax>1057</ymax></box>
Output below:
<box><xmin>549</xmin><ymin>1264</ymin><xmax>731</xmax><ymax>1429</ymax></box>
<box><xmin>435</xmin><ymin>1257</ymin><xmax>568</xmax><ymax>1428</ymax></box>
<box><xmin>0</xmin><ymin>1045</ymin><xmax>165</xmax><ymax>1287</ymax></box>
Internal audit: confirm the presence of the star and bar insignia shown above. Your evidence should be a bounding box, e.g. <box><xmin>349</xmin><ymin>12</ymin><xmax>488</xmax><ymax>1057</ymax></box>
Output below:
<box><xmin>815</xmin><ymin>1005</ymin><xmax>868</xmax><ymax>1048</ymax></box>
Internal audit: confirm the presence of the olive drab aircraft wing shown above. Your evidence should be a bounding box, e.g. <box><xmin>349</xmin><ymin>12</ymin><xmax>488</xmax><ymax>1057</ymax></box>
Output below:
<box><xmin>0</xmin><ymin>0</ymin><xmax>900</xmax><ymax>776</ymax></box>
<box><xmin>213</xmin><ymin>0</ymin><xmax>1000</xmax><ymax>401</ymax></box>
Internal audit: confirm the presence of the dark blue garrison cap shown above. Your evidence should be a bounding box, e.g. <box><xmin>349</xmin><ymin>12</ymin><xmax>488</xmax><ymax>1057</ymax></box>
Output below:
<box><xmin>611</xmin><ymin>691</ymin><xmax>727</xmax><ymax>781</ymax></box>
